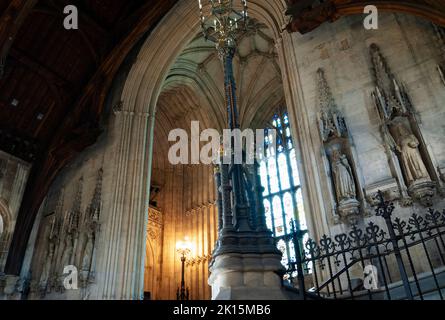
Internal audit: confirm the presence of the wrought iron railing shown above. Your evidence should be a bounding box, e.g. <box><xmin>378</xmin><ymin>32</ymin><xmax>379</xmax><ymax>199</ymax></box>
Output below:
<box><xmin>284</xmin><ymin>191</ymin><xmax>445</xmax><ymax>300</ymax></box>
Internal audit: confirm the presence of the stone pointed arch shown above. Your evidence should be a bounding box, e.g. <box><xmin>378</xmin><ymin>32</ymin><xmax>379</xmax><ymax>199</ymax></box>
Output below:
<box><xmin>102</xmin><ymin>0</ymin><xmax>330</xmax><ymax>300</ymax></box>
<box><xmin>121</xmin><ymin>0</ymin><xmax>287</xmax><ymax>116</ymax></box>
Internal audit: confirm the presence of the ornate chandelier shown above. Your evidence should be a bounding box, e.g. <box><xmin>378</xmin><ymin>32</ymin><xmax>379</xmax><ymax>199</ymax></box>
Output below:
<box><xmin>196</xmin><ymin>0</ymin><xmax>278</xmax><ymax>263</ymax></box>
<box><xmin>198</xmin><ymin>0</ymin><xmax>248</xmax><ymax>59</ymax></box>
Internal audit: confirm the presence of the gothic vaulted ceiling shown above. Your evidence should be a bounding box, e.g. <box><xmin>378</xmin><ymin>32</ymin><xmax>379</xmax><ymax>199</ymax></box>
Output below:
<box><xmin>158</xmin><ymin>20</ymin><xmax>283</xmax><ymax>132</ymax></box>
<box><xmin>152</xmin><ymin>21</ymin><xmax>285</xmax><ymax>180</ymax></box>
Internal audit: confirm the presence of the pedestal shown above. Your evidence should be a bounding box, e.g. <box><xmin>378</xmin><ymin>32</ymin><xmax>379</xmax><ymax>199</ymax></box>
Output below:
<box><xmin>338</xmin><ymin>198</ymin><xmax>361</xmax><ymax>224</ymax></box>
<box><xmin>208</xmin><ymin>253</ymin><xmax>296</xmax><ymax>300</ymax></box>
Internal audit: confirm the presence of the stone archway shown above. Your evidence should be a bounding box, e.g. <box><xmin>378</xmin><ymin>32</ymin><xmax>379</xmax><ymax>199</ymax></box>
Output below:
<box><xmin>100</xmin><ymin>0</ymin><xmax>330</xmax><ymax>300</ymax></box>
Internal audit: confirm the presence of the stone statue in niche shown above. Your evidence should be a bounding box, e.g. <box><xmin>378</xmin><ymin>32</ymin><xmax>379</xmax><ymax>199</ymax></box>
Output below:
<box><xmin>317</xmin><ymin>68</ymin><xmax>362</xmax><ymax>223</ymax></box>
<box><xmin>370</xmin><ymin>44</ymin><xmax>437</xmax><ymax>207</ymax></box>
<box><xmin>331</xmin><ymin>149</ymin><xmax>357</xmax><ymax>201</ymax></box>
<box><xmin>388</xmin><ymin>119</ymin><xmax>435</xmax><ymax>206</ymax></box>
<box><xmin>390</xmin><ymin>120</ymin><xmax>431</xmax><ymax>186</ymax></box>
<box><xmin>327</xmin><ymin>146</ymin><xmax>360</xmax><ymax>223</ymax></box>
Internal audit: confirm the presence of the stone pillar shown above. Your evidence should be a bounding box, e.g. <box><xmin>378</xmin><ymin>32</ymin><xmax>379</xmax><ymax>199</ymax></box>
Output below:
<box><xmin>98</xmin><ymin>110</ymin><xmax>155</xmax><ymax>300</ymax></box>
<box><xmin>275</xmin><ymin>33</ymin><xmax>331</xmax><ymax>239</ymax></box>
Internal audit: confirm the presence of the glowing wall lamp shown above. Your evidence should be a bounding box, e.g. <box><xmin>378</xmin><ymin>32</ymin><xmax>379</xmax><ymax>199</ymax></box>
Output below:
<box><xmin>176</xmin><ymin>237</ymin><xmax>193</xmax><ymax>300</ymax></box>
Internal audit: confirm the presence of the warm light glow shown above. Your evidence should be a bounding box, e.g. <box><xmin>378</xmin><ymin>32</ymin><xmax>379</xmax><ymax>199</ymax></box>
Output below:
<box><xmin>197</xmin><ymin>0</ymin><xmax>249</xmax><ymax>57</ymax></box>
<box><xmin>176</xmin><ymin>237</ymin><xmax>193</xmax><ymax>256</ymax></box>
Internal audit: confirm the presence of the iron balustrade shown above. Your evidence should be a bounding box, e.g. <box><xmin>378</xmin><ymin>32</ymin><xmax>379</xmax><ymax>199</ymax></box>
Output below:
<box><xmin>284</xmin><ymin>191</ymin><xmax>445</xmax><ymax>300</ymax></box>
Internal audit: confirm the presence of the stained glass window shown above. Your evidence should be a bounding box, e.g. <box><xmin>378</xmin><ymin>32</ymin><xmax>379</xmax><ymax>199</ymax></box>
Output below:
<box><xmin>259</xmin><ymin>108</ymin><xmax>308</xmax><ymax>274</ymax></box>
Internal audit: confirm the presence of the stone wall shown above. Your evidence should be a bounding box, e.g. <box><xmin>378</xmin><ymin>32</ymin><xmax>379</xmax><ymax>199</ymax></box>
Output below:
<box><xmin>286</xmin><ymin>13</ymin><xmax>445</xmax><ymax>278</ymax></box>
<box><xmin>26</xmin><ymin>117</ymin><xmax>117</xmax><ymax>300</ymax></box>
<box><xmin>0</xmin><ymin>151</ymin><xmax>30</xmax><ymax>272</ymax></box>
<box><xmin>21</xmin><ymin>36</ymin><xmax>142</xmax><ymax>300</ymax></box>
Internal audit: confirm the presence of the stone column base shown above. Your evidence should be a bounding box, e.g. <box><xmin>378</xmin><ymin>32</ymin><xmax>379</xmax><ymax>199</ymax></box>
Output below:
<box><xmin>208</xmin><ymin>253</ymin><xmax>297</xmax><ymax>300</ymax></box>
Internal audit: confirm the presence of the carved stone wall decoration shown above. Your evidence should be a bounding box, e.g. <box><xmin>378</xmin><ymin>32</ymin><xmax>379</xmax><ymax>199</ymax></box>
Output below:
<box><xmin>185</xmin><ymin>203</ymin><xmax>215</xmax><ymax>217</ymax></box>
<box><xmin>364</xmin><ymin>178</ymin><xmax>401</xmax><ymax>206</ymax></box>
<box><xmin>147</xmin><ymin>206</ymin><xmax>163</xmax><ymax>242</ymax></box>
<box><xmin>79</xmin><ymin>168</ymin><xmax>103</xmax><ymax>289</ymax></box>
<box><xmin>370</xmin><ymin>44</ymin><xmax>438</xmax><ymax>207</ymax></box>
<box><xmin>317</xmin><ymin>68</ymin><xmax>363</xmax><ymax>224</ymax></box>
<box><xmin>33</xmin><ymin>169</ymin><xmax>105</xmax><ymax>299</ymax></box>
<box><xmin>37</xmin><ymin>188</ymin><xmax>64</xmax><ymax>297</ymax></box>
<box><xmin>58</xmin><ymin>177</ymin><xmax>83</xmax><ymax>290</ymax></box>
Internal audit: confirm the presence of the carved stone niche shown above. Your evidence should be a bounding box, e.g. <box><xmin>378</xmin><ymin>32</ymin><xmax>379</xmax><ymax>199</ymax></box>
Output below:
<box><xmin>147</xmin><ymin>207</ymin><xmax>163</xmax><ymax>242</ymax></box>
<box><xmin>370</xmin><ymin>44</ymin><xmax>439</xmax><ymax>207</ymax></box>
<box><xmin>325</xmin><ymin>143</ymin><xmax>361</xmax><ymax>224</ymax></box>
<box><xmin>317</xmin><ymin>68</ymin><xmax>363</xmax><ymax>224</ymax></box>
<box><xmin>388</xmin><ymin>117</ymin><xmax>436</xmax><ymax>206</ymax></box>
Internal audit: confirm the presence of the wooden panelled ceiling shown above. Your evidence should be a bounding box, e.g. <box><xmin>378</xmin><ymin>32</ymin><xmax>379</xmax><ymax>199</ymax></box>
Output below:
<box><xmin>0</xmin><ymin>0</ymin><xmax>178</xmax><ymax>275</ymax></box>
<box><xmin>0</xmin><ymin>0</ymin><xmax>177</xmax><ymax>162</ymax></box>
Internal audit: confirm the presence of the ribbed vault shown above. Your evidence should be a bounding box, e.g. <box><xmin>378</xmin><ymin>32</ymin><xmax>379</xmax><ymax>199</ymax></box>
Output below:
<box><xmin>160</xmin><ymin>20</ymin><xmax>284</xmax><ymax>132</ymax></box>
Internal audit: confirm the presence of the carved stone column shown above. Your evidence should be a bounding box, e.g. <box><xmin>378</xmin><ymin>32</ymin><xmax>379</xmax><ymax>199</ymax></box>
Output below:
<box><xmin>275</xmin><ymin>33</ymin><xmax>330</xmax><ymax>240</ymax></box>
<box><xmin>97</xmin><ymin>110</ymin><xmax>155</xmax><ymax>300</ymax></box>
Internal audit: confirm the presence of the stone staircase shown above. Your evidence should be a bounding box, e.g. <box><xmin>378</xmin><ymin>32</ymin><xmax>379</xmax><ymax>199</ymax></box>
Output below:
<box><xmin>300</xmin><ymin>267</ymin><xmax>445</xmax><ymax>300</ymax></box>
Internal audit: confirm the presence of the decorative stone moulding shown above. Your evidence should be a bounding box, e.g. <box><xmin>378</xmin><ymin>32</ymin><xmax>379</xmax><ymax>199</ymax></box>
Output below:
<box><xmin>365</xmin><ymin>178</ymin><xmax>401</xmax><ymax>206</ymax></box>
